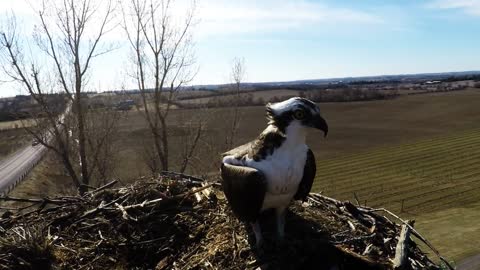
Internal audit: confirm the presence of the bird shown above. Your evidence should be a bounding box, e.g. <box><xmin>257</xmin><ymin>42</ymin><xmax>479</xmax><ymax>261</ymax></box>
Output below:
<box><xmin>221</xmin><ymin>97</ymin><xmax>328</xmax><ymax>247</ymax></box>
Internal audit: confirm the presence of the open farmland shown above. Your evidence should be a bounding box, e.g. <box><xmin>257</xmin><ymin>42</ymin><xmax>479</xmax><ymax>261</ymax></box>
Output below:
<box><xmin>310</xmin><ymin>90</ymin><xmax>480</xmax><ymax>262</ymax></box>
<box><xmin>314</xmin><ymin>128</ymin><xmax>480</xmax><ymax>213</ymax></box>
<box><xmin>109</xmin><ymin>88</ymin><xmax>480</xmax><ymax>179</ymax></box>
<box><xmin>6</xmin><ymin>88</ymin><xmax>480</xmax><ymax>263</ymax></box>
<box><xmin>313</xmin><ymin>129</ymin><xmax>480</xmax><ymax>262</ymax></box>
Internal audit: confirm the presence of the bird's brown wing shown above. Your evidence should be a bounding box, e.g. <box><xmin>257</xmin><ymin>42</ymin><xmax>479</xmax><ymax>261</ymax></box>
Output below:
<box><xmin>221</xmin><ymin>163</ymin><xmax>266</xmax><ymax>222</ymax></box>
<box><xmin>294</xmin><ymin>149</ymin><xmax>316</xmax><ymax>201</ymax></box>
<box><xmin>221</xmin><ymin>141</ymin><xmax>254</xmax><ymax>158</ymax></box>
<box><xmin>222</xmin><ymin>131</ymin><xmax>286</xmax><ymax>162</ymax></box>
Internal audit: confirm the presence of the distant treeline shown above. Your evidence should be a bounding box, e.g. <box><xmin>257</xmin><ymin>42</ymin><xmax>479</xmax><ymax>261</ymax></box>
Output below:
<box><xmin>178</xmin><ymin>84</ymin><xmax>339</xmax><ymax>101</ymax></box>
<box><xmin>0</xmin><ymin>94</ymin><xmax>66</xmax><ymax>122</ymax></box>
<box><xmin>299</xmin><ymin>88</ymin><xmax>397</xmax><ymax>103</ymax></box>
<box><xmin>0</xmin><ymin>112</ymin><xmax>30</xmax><ymax>122</ymax></box>
<box><xmin>176</xmin><ymin>88</ymin><xmax>399</xmax><ymax>109</ymax></box>
<box><xmin>443</xmin><ymin>74</ymin><xmax>480</xmax><ymax>82</ymax></box>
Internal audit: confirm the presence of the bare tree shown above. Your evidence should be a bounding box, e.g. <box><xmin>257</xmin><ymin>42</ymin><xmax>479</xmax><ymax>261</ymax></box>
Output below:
<box><xmin>0</xmin><ymin>0</ymin><xmax>116</xmax><ymax>194</ymax></box>
<box><xmin>121</xmin><ymin>0</ymin><xmax>196</xmax><ymax>172</ymax></box>
<box><xmin>84</xmin><ymin>104</ymin><xmax>122</xmax><ymax>185</ymax></box>
<box><xmin>225</xmin><ymin>57</ymin><xmax>245</xmax><ymax>148</ymax></box>
<box><xmin>177</xmin><ymin>109</ymin><xmax>205</xmax><ymax>173</ymax></box>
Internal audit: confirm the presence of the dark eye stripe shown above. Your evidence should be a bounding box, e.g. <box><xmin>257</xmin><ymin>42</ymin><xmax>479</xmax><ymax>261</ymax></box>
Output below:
<box><xmin>298</xmin><ymin>98</ymin><xmax>318</xmax><ymax>111</ymax></box>
<box><xmin>265</xmin><ymin>98</ymin><xmax>319</xmax><ymax>133</ymax></box>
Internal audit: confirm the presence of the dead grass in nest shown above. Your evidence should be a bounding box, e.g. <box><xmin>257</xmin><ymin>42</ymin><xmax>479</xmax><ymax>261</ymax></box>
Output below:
<box><xmin>0</xmin><ymin>173</ymin><xmax>445</xmax><ymax>270</ymax></box>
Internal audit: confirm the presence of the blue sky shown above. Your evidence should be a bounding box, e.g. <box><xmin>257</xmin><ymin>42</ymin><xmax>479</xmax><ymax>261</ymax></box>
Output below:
<box><xmin>1</xmin><ymin>0</ymin><xmax>480</xmax><ymax>97</ymax></box>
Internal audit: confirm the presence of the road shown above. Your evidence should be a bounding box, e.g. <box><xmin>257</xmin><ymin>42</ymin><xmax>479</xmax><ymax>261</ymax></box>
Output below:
<box><xmin>0</xmin><ymin>101</ymin><xmax>71</xmax><ymax>196</ymax></box>
<box><xmin>0</xmin><ymin>143</ymin><xmax>46</xmax><ymax>196</ymax></box>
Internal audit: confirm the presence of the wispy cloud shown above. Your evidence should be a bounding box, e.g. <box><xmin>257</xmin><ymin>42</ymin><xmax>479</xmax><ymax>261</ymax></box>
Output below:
<box><xmin>428</xmin><ymin>0</ymin><xmax>480</xmax><ymax>16</ymax></box>
<box><xmin>196</xmin><ymin>0</ymin><xmax>383</xmax><ymax>37</ymax></box>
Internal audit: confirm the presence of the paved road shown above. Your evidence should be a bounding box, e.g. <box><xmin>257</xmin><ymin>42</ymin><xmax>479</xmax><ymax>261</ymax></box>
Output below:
<box><xmin>0</xmin><ymin>102</ymin><xmax>71</xmax><ymax>196</ymax></box>
<box><xmin>457</xmin><ymin>254</ymin><xmax>480</xmax><ymax>270</ymax></box>
<box><xmin>0</xmin><ymin>143</ymin><xmax>46</xmax><ymax>196</ymax></box>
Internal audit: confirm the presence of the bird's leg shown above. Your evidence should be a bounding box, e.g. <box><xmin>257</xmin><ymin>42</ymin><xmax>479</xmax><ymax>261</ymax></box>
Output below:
<box><xmin>250</xmin><ymin>221</ymin><xmax>263</xmax><ymax>247</ymax></box>
<box><xmin>275</xmin><ymin>207</ymin><xmax>287</xmax><ymax>240</ymax></box>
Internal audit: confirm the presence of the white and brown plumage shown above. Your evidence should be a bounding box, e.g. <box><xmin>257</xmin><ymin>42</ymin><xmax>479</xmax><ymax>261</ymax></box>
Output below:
<box><xmin>221</xmin><ymin>97</ymin><xmax>328</xmax><ymax>246</ymax></box>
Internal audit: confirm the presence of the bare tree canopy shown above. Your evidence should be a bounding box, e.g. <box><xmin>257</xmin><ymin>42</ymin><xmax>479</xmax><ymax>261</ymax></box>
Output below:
<box><xmin>121</xmin><ymin>0</ymin><xmax>197</xmax><ymax>172</ymax></box>
<box><xmin>225</xmin><ymin>57</ymin><xmax>246</xmax><ymax>148</ymax></box>
<box><xmin>0</xmin><ymin>0</ymin><xmax>118</xmax><ymax>194</ymax></box>
<box><xmin>231</xmin><ymin>57</ymin><xmax>245</xmax><ymax>90</ymax></box>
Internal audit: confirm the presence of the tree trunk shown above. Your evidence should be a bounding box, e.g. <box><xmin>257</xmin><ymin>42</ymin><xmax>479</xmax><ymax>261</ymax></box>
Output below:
<box><xmin>75</xmin><ymin>77</ymin><xmax>89</xmax><ymax>188</ymax></box>
<box><xmin>160</xmin><ymin>117</ymin><xmax>169</xmax><ymax>171</ymax></box>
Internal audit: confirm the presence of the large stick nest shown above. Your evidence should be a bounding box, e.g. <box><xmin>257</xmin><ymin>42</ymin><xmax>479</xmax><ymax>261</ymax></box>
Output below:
<box><xmin>0</xmin><ymin>173</ymin><xmax>445</xmax><ymax>270</ymax></box>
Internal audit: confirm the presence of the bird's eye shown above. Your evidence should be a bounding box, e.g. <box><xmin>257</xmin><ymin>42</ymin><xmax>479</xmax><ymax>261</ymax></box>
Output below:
<box><xmin>293</xmin><ymin>109</ymin><xmax>305</xmax><ymax>120</ymax></box>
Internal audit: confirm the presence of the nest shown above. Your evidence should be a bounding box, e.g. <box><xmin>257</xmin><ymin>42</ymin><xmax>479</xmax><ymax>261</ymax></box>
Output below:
<box><xmin>0</xmin><ymin>173</ymin><xmax>448</xmax><ymax>270</ymax></box>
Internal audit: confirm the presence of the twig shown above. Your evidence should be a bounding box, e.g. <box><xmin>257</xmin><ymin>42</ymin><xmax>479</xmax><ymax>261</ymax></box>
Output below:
<box><xmin>393</xmin><ymin>220</ymin><xmax>414</xmax><ymax>269</ymax></box>
<box><xmin>0</xmin><ymin>196</ymin><xmax>75</xmax><ymax>205</ymax></box>
<box><xmin>353</xmin><ymin>192</ymin><xmax>361</xmax><ymax>206</ymax></box>
<box><xmin>347</xmin><ymin>220</ymin><xmax>356</xmax><ymax>232</ymax></box>
<box><xmin>78</xmin><ymin>194</ymin><xmax>129</xmax><ymax>220</ymax></box>
<box><xmin>78</xmin><ymin>254</ymin><xmax>104</xmax><ymax>270</ymax></box>
<box><xmin>122</xmin><ymin>183</ymin><xmax>215</xmax><ymax>211</ymax></box>
<box><xmin>331</xmin><ymin>233</ymin><xmax>376</xmax><ymax>244</ymax></box>
<box><xmin>115</xmin><ymin>203</ymin><xmax>137</xmax><ymax>221</ymax></box>
<box><xmin>310</xmin><ymin>192</ymin><xmax>451</xmax><ymax>269</ymax></box>
<box><xmin>54</xmin><ymin>243</ymin><xmax>78</xmax><ymax>254</ymax></box>
<box><xmin>160</xmin><ymin>171</ymin><xmax>206</xmax><ymax>183</ymax></box>
<box><xmin>122</xmin><ymin>198</ymin><xmax>164</xmax><ymax>210</ymax></box>
<box><xmin>309</xmin><ymin>193</ymin><xmax>343</xmax><ymax>206</ymax></box>
<box><xmin>366</xmin><ymin>207</ymin><xmax>454</xmax><ymax>270</ymax></box>
<box><xmin>119</xmin><ymin>236</ymin><xmax>166</xmax><ymax>246</ymax></box>
<box><xmin>90</xmin><ymin>180</ymin><xmax>118</xmax><ymax>195</ymax></box>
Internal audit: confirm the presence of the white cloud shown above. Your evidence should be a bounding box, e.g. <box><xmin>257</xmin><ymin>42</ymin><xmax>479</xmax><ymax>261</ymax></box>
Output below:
<box><xmin>0</xmin><ymin>1</ymin><xmax>32</xmax><ymax>15</ymax></box>
<box><xmin>196</xmin><ymin>0</ymin><xmax>383</xmax><ymax>37</ymax></box>
<box><xmin>428</xmin><ymin>0</ymin><xmax>480</xmax><ymax>16</ymax></box>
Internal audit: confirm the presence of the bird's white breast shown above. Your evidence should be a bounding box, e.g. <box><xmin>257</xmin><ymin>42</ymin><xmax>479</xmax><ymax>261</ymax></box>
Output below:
<box><xmin>246</xmin><ymin>142</ymin><xmax>308</xmax><ymax>211</ymax></box>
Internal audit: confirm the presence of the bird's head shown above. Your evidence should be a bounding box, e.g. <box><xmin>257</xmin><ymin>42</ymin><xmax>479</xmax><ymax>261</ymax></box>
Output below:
<box><xmin>266</xmin><ymin>97</ymin><xmax>328</xmax><ymax>136</ymax></box>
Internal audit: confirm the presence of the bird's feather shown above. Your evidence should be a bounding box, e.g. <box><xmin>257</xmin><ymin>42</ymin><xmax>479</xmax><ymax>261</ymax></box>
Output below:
<box><xmin>221</xmin><ymin>141</ymin><xmax>254</xmax><ymax>158</ymax></box>
<box><xmin>294</xmin><ymin>148</ymin><xmax>316</xmax><ymax>201</ymax></box>
<box><xmin>222</xmin><ymin>126</ymin><xmax>286</xmax><ymax>162</ymax></box>
<box><xmin>221</xmin><ymin>163</ymin><xmax>267</xmax><ymax>222</ymax></box>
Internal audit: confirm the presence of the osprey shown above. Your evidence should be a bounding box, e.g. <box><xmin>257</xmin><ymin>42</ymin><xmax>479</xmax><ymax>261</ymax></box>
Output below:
<box><xmin>221</xmin><ymin>97</ymin><xmax>328</xmax><ymax>246</ymax></box>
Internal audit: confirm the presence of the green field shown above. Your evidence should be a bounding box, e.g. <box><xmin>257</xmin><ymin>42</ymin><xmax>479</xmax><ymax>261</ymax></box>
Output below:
<box><xmin>312</xmin><ymin>105</ymin><xmax>480</xmax><ymax>262</ymax></box>
<box><xmin>314</xmin><ymin>128</ymin><xmax>480</xmax><ymax>213</ymax></box>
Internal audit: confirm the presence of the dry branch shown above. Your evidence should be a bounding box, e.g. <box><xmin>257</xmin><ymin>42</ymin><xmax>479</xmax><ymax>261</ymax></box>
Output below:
<box><xmin>393</xmin><ymin>220</ymin><xmax>414</xmax><ymax>269</ymax></box>
<box><xmin>365</xmin><ymin>207</ymin><xmax>454</xmax><ymax>270</ymax></box>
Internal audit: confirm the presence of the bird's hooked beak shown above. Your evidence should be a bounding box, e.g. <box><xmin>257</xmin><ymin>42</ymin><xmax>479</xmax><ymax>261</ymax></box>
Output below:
<box><xmin>312</xmin><ymin>114</ymin><xmax>328</xmax><ymax>137</ymax></box>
